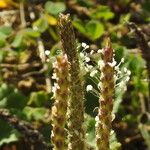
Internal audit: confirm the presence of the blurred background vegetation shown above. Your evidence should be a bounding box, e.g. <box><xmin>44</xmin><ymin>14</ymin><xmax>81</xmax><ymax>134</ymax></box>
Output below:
<box><xmin>0</xmin><ymin>0</ymin><xmax>149</xmax><ymax>150</ymax></box>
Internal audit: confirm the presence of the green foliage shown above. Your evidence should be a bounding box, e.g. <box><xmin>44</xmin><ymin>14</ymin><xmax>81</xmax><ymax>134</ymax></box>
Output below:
<box><xmin>23</xmin><ymin>107</ymin><xmax>48</xmax><ymax>121</ymax></box>
<box><xmin>90</xmin><ymin>5</ymin><xmax>114</xmax><ymax>20</ymax></box>
<box><xmin>85</xmin><ymin>115</ymin><xmax>96</xmax><ymax>148</ymax></box>
<box><xmin>0</xmin><ymin>26</ymin><xmax>12</xmax><ymax>47</ymax></box>
<box><xmin>0</xmin><ymin>84</ymin><xmax>27</xmax><ymax>109</ymax></box>
<box><xmin>73</xmin><ymin>19</ymin><xmax>104</xmax><ymax>41</ymax></box>
<box><xmin>0</xmin><ymin>120</ymin><xmax>19</xmax><ymax>146</ymax></box>
<box><xmin>33</xmin><ymin>17</ymin><xmax>48</xmax><ymax>33</ymax></box>
<box><xmin>28</xmin><ymin>91</ymin><xmax>48</xmax><ymax>107</ymax></box>
<box><xmin>0</xmin><ymin>0</ymin><xmax>149</xmax><ymax>149</ymax></box>
<box><xmin>45</xmin><ymin>1</ymin><xmax>66</xmax><ymax>16</ymax></box>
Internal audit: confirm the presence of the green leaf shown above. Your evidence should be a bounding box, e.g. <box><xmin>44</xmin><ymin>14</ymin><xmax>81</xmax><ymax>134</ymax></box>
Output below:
<box><xmin>120</xmin><ymin>14</ymin><xmax>131</xmax><ymax>23</ymax></box>
<box><xmin>0</xmin><ymin>83</ymin><xmax>27</xmax><ymax>109</ymax></box>
<box><xmin>73</xmin><ymin>18</ymin><xmax>86</xmax><ymax>34</ymax></box>
<box><xmin>85</xmin><ymin>20</ymin><xmax>104</xmax><ymax>40</ymax></box>
<box><xmin>11</xmin><ymin>34</ymin><xmax>23</xmax><ymax>48</ymax></box>
<box><xmin>90</xmin><ymin>5</ymin><xmax>114</xmax><ymax>20</ymax></box>
<box><xmin>0</xmin><ymin>119</ymin><xmax>19</xmax><ymax>146</ymax></box>
<box><xmin>73</xmin><ymin>19</ymin><xmax>104</xmax><ymax>41</ymax></box>
<box><xmin>85</xmin><ymin>115</ymin><xmax>96</xmax><ymax>148</ymax></box>
<box><xmin>0</xmin><ymin>32</ymin><xmax>7</xmax><ymax>47</ymax></box>
<box><xmin>23</xmin><ymin>107</ymin><xmax>48</xmax><ymax>121</ymax></box>
<box><xmin>23</xmin><ymin>28</ymin><xmax>40</xmax><ymax>38</ymax></box>
<box><xmin>28</xmin><ymin>91</ymin><xmax>49</xmax><ymax>107</ymax></box>
<box><xmin>0</xmin><ymin>26</ymin><xmax>13</xmax><ymax>36</ymax></box>
<box><xmin>33</xmin><ymin>17</ymin><xmax>48</xmax><ymax>33</ymax></box>
<box><xmin>45</xmin><ymin>1</ymin><xmax>66</xmax><ymax>15</ymax></box>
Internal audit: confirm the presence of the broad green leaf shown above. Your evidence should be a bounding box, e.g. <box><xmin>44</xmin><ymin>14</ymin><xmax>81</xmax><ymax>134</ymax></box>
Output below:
<box><xmin>0</xmin><ymin>83</ymin><xmax>27</xmax><ymax>109</ymax></box>
<box><xmin>28</xmin><ymin>91</ymin><xmax>49</xmax><ymax>107</ymax></box>
<box><xmin>23</xmin><ymin>107</ymin><xmax>48</xmax><ymax>121</ymax></box>
<box><xmin>45</xmin><ymin>1</ymin><xmax>66</xmax><ymax>15</ymax></box>
<box><xmin>33</xmin><ymin>17</ymin><xmax>48</xmax><ymax>33</ymax></box>
<box><xmin>85</xmin><ymin>20</ymin><xmax>104</xmax><ymax>40</ymax></box>
<box><xmin>128</xmin><ymin>55</ymin><xmax>145</xmax><ymax>75</ymax></box>
<box><xmin>73</xmin><ymin>19</ymin><xmax>104</xmax><ymax>41</ymax></box>
<box><xmin>0</xmin><ymin>120</ymin><xmax>19</xmax><ymax>146</ymax></box>
<box><xmin>90</xmin><ymin>5</ymin><xmax>114</xmax><ymax>20</ymax></box>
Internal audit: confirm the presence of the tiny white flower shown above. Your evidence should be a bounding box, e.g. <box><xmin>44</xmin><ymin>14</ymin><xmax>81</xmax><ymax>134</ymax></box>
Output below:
<box><xmin>98</xmin><ymin>60</ymin><xmax>104</xmax><ymax>67</ymax></box>
<box><xmin>108</xmin><ymin>60</ymin><xmax>117</xmax><ymax>67</ymax></box>
<box><xmin>114</xmin><ymin>66</ymin><xmax>119</xmax><ymax>71</ymax></box>
<box><xmin>121</xmin><ymin>58</ymin><xmax>125</xmax><ymax>63</ymax></box>
<box><xmin>98</xmin><ymin>82</ymin><xmax>102</xmax><ymax>89</ymax></box>
<box><xmin>87</xmin><ymin>65</ymin><xmax>93</xmax><ymax>69</ymax></box>
<box><xmin>117</xmin><ymin>70</ymin><xmax>121</xmax><ymax>74</ymax></box>
<box><xmin>81</xmin><ymin>42</ymin><xmax>87</xmax><ymax>48</ymax></box>
<box><xmin>85</xmin><ymin>57</ymin><xmax>90</xmax><ymax>62</ymax></box>
<box><xmin>97</xmin><ymin>49</ymin><xmax>103</xmax><ymax>54</ymax></box>
<box><xmin>52</xmin><ymin>73</ymin><xmax>57</xmax><ymax>79</ymax></box>
<box><xmin>95</xmin><ymin>116</ymin><xmax>99</xmax><ymax>122</ymax></box>
<box><xmin>85</xmin><ymin>45</ymin><xmax>89</xmax><ymax>49</ymax></box>
<box><xmin>119</xmin><ymin>81</ymin><xmax>124</xmax><ymax>87</ymax></box>
<box><xmin>45</xmin><ymin>50</ymin><xmax>50</xmax><ymax>55</ymax></box>
<box><xmin>125</xmin><ymin>76</ymin><xmax>130</xmax><ymax>82</ymax></box>
<box><xmin>86</xmin><ymin>85</ymin><xmax>93</xmax><ymax>92</ymax></box>
<box><xmin>112</xmin><ymin>114</ymin><xmax>115</xmax><ymax>121</ymax></box>
<box><xmin>90</xmin><ymin>50</ymin><xmax>94</xmax><ymax>55</ymax></box>
<box><xmin>127</xmin><ymin>70</ymin><xmax>131</xmax><ymax>75</ymax></box>
<box><xmin>80</xmin><ymin>52</ymin><xmax>85</xmax><ymax>58</ymax></box>
<box><xmin>52</xmin><ymin>86</ymin><xmax>56</xmax><ymax>94</ymax></box>
<box><xmin>123</xmin><ymin>67</ymin><xmax>127</xmax><ymax>73</ymax></box>
<box><xmin>90</xmin><ymin>70</ymin><xmax>98</xmax><ymax>77</ymax></box>
<box><xmin>112</xmin><ymin>60</ymin><xmax>117</xmax><ymax>66</ymax></box>
<box><xmin>86</xmin><ymin>133</ymin><xmax>89</xmax><ymax>136</ymax></box>
<box><xmin>85</xmin><ymin>67</ymin><xmax>89</xmax><ymax>72</ymax></box>
<box><xmin>110</xmin><ymin>130</ymin><xmax>114</xmax><ymax>135</ymax></box>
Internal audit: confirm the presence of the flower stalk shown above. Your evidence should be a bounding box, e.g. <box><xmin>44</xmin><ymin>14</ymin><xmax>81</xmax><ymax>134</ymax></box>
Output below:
<box><xmin>51</xmin><ymin>54</ymin><xmax>70</xmax><ymax>150</ymax></box>
<box><xmin>58</xmin><ymin>14</ymin><xmax>86</xmax><ymax>150</ymax></box>
<box><xmin>95</xmin><ymin>38</ymin><xmax>115</xmax><ymax>150</ymax></box>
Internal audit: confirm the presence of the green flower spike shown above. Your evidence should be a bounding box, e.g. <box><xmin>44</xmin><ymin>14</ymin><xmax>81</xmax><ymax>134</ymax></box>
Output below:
<box><xmin>58</xmin><ymin>14</ymin><xmax>86</xmax><ymax>150</ymax></box>
<box><xmin>51</xmin><ymin>54</ymin><xmax>70</xmax><ymax>150</ymax></box>
<box><xmin>96</xmin><ymin>38</ymin><xmax>115</xmax><ymax>150</ymax></box>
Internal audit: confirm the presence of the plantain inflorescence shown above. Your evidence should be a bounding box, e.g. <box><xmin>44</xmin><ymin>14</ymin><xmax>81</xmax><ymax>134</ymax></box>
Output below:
<box><xmin>51</xmin><ymin>54</ymin><xmax>70</xmax><ymax>150</ymax></box>
<box><xmin>58</xmin><ymin>14</ymin><xmax>86</xmax><ymax>150</ymax></box>
<box><xmin>95</xmin><ymin>38</ymin><xmax>115</xmax><ymax>150</ymax></box>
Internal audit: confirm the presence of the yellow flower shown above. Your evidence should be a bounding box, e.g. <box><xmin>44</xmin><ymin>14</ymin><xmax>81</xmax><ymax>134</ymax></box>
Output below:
<box><xmin>0</xmin><ymin>0</ymin><xmax>19</xmax><ymax>9</ymax></box>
